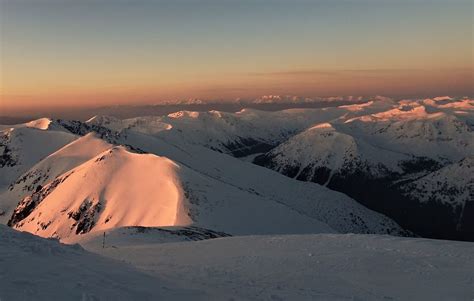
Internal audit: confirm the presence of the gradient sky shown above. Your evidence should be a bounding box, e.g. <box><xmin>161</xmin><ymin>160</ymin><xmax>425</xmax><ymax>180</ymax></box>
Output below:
<box><xmin>0</xmin><ymin>0</ymin><xmax>473</xmax><ymax>112</ymax></box>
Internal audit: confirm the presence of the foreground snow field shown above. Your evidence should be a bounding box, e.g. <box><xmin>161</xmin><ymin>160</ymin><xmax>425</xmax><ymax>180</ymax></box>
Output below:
<box><xmin>2</xmin><ymin>220</ymin><xmax>474</xmax><ymax>300</ymax></box>
<box><xmin>79</xmin><ymin>229</ymin><xmax>474</xmax><ymax>301</ymax></box>
<box><xmin>0</xmin><ymin>225</ymin><xmax>210</xmax><ymax>300</ymax></box>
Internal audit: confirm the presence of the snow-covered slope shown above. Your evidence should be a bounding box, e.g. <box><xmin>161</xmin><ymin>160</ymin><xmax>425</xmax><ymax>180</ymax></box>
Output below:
<box><xmin>0</xmin><ymin>225</ymin><xmax>208</xmax><ymax>300</ymax></box>
<box><xmin>0</xmin><ymin>125</ymin><xmax>77</xmax><ymax>189</ymax></box>
<box><xmin>87</xmin><ymin>110</ymin><xmax>292</xmax><ymax>157</ymax></box>
<box><xmin>9</xmin><ymin>139</ymin><xmax>407</xmax><ymax>241</ymax></box>
<box><xmin>255</xmin><ymin>102</ymin><xmax>473</xmax><ymax>184</ymax></box>
<box><xmin>4</xmin><ymin>223</ymin><xmax>471</xmax><ymax>300</ymax></box>
<box><xmin>400</xmin><ymin>156</ymin><xmax>474</xmax><ymax>237</ymax></box>
<box><xmin>402</xmin><ymin>156</ymin><xmax>474</xmax><ymax>207</ymax></box>
<box><xmin>0</xmin><ymin>133</ymin><xmax>112</xmax><ymax>223</ymax></box>
<box><xmin>83</xmin><ymin>232</ymin><xmax>474</xmax><ymax>301</ymax></box>
<box><xmin>255</xmin><ymin>122</ymin><xmax>411</xmax><ymax>184</ymax></box>
<box><xmin>9</xmin><ymin>146</ymin><xmax>192</xmax><ymax>239</ymax></box>
<box><xmin>341</xmin><ymin>104</ymin><xmax>473</xmax><ymax>162</ymax></box>
<box><xmin>69</xmin><ymin>225</ymin><xmax>231</xmax><ymax>246</ymax></box>
<box><xmin>9</xmin><ymin>133</ymin><xmax>112</xmax><ymax>195</ymax></box>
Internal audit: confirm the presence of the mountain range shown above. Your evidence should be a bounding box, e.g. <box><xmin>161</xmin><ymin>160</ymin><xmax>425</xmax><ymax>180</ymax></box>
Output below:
<box><xmin>1</xmin><ymin>96</ymin><xmax>472</xmax><ymax>243</ymax></box>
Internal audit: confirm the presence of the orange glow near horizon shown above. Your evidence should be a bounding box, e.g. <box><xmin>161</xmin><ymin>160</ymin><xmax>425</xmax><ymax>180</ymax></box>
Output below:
<box><xmin>1</xmin><ymin>1</ymin><xmax>472</xmax><ymax>114</ymax></box>
<box><xmin>1</xmin><ymin>68</ymin><xmax>472</xmax><ymax>113</ymax></box>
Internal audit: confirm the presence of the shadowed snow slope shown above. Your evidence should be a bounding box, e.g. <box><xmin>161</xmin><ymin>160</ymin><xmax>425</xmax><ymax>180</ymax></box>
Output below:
<box><xmin>69</xmin><ymin>225</ymin><xmax>231</xmax><ymax>246</ymax></box>
<box><xmin>84</xmin><ymin>233</ymin><xmax>474</xmax><ymax>301</ymax></box>
<box><xmin>0</xmin><ymin>225</ymin><xmax>208</xmax><ymax>300</ymax></box>
<box><xmin>402</xmin><ymin>156</ymin><xmax>474</xmax><ymax>207</ymax></box>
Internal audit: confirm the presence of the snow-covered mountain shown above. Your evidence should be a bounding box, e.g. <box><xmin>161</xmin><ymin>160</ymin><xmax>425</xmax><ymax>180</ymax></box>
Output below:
<box><xmin>400</xmin><ymin>156</ymin><xmax>474</xmax><ymax>236</ymax></box>
<box><xmin>340</xmin><ymin>104</ymin><xmax>473</xmax><ymax>161</ymax></box>
<box><xmin>401</xmin><ymin>156</ymin><xmax>473</xmax><ymax>208</ymax></box>
<box><xmin>4</xmin><ymin>137</ymin><xmax>406</xmax><ymax>241</ymax></box>
<box><xmin>87</xmin><ymin>109</ymin><xmax>308</xmax><ymax>157</ymax></box>
<box><xmin>1</xmin><ymin>110</ymin><xmax>411</xmax><ymax>241</ymax></box>
<box><xmin>1</xmin><ymin>96</ymin><xmax>472</xmax><ymax>242</ymax></box>
<box><xmin>84</xmin><ymin>96</ymin><xmax>467</xmax><ymax>240</ymax></box>
<box><xmin>1</xmin><ymin>96</ymin><xmax>473</xmax><ymax>299</ymax></box>
<box><xmin>8</xmin><ymin>146</ymin><xmax>192</xmax><ymax>238</ymax></box>
<box><xmin>85</xmin><ymin>101</ymin><xmax>390</xmax><ymax>157</ymax></box>
<box><xmin>253</xmin><ymin>97</ymin><xmax>474</xmax><ymax>240</ymax></box>
<box><xmin>0</xmin><ymin>121</ymin><xmax>77</xmax><ymax>189</ymax></box>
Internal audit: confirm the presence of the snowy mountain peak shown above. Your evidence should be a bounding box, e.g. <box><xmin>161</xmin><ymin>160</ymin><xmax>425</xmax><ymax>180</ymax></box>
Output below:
<box><xmin>167</xmin><ymin>111</ymin><xmax>201</xmax><ymax>119</ymax></box>
<box><xmin>344</xmin><ymin>104</ymin><xmax>431</xmax><ymax>123</ymax></box>
<box><xmin>25</xmin><ymin>118</ymin><xmax>53</xmax><ymax>130</ymax></box>
<box><xmin>423</xmin><ymin>97</ymin><xmax>474</xmax><ymax>110</ymax></box>
<box><xmin>309</xmin><ymin>122</ymin><xmax>335</xmax><ymax>130</ymax></box>
<box><xmin>338</xmin><ymin>101</ymin><xmax>375</xmax><ymax>112</ymax></box>
<box><xmin>9</xmin><ymin>146</ymin><xmax>191</xmax><ymax>239</ymax></box>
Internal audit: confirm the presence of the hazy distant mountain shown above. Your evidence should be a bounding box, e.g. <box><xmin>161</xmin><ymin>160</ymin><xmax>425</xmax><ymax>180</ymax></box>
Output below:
<box><xmin>0</xmin><ymin>95</ymin><xmax>368</xmax><ymax>124</ymax></box>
